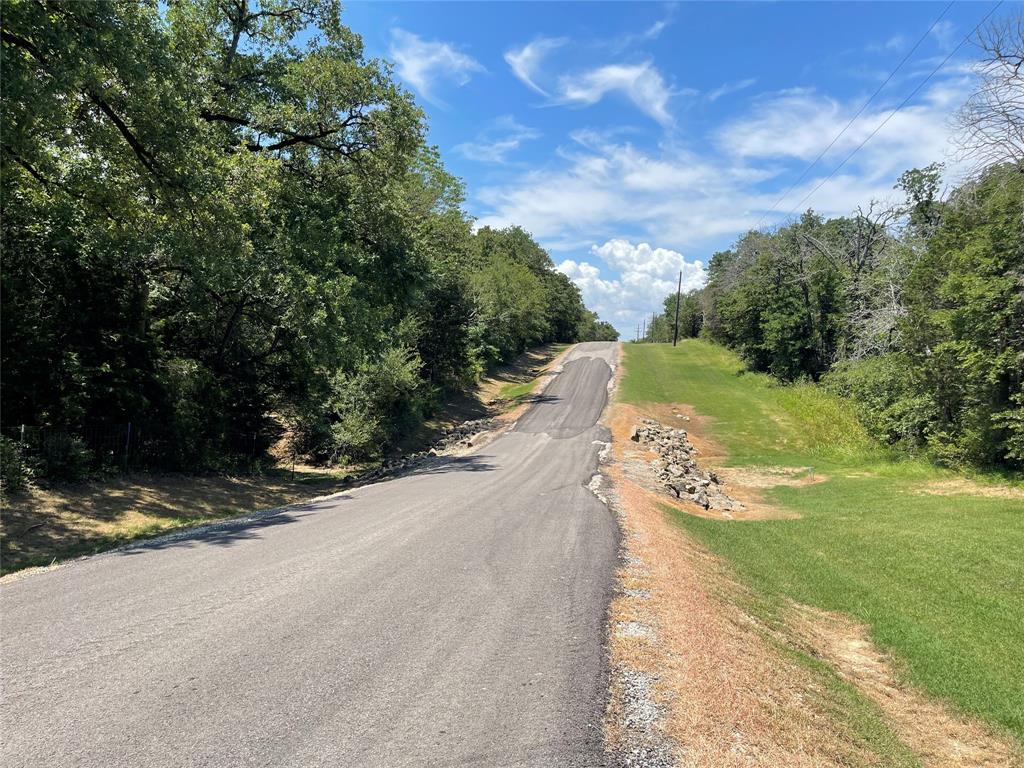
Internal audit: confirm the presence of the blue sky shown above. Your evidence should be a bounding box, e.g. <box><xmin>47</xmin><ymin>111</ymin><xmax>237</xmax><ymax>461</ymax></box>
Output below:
<box><xmin>340</xmin><ymin>1</ymin><xmax>1012</xmax><ymax>337</ymax></box>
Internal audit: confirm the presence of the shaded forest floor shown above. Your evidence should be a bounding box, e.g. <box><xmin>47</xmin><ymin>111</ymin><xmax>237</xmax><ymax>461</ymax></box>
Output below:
<box><xmin>610</xmin><ymin>340</ymin><xmax>1024</xmax><ymax>764</ymax></box>
<box><xmin>0</xmin><ymin>344</ymin><xmax>570</xmax><ymax>577</ymax></box>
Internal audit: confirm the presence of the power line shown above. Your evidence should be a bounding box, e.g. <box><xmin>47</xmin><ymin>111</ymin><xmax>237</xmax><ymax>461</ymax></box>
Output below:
<box><xmin>757</xmin><ymin>1</ymin><xmax>956</xmax><ymax>228</ymax></box>
<box><xmin>785</xmin><ymin>1</ymin><xmax>1003</xmax><ymax>220</ymax></box>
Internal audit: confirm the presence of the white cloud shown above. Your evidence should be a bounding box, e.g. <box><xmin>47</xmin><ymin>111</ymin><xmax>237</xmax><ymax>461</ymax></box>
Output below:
<box><xmin>505</xmin><ymin>37</ymin><xmax>567</xmax><ymax>97</ymax></box>
<box><xmin>475</xmin><ymin>131</ymin><xmax>768</xmax><ymax>250</ymax></box>
<box><xmin>557</xmin><ymin>240</ymin><xmax>706</xmax><ymax>336</ymax></box>
<box><xmin>557</xmin><ymin>62</ymin><xmax>676</xmax><ymax>125</ymax></box>
<box><xmin>930</xmin><ymin>20</ymin><xmax>957</xmax><ymax>50</ymax></box>
<box><xmin>716</xmin><ymin>83</ymin><xmax>968</xmax><ymax>182</ymax></box>
<box><xmin>455</xmin><ymin>116</ymin><xmax>541</xmax><ymax>163</ymax></box>
<box><xmin>474</xmin><ymin>74</ymin><xmax>975</xmax><ymax>337</ymax></box>
<box><xmin>476</xmin><ymin>76</ymin><xmax>974</xmax><ymax>251</ymax></box>
<box><xmin>708</xmin><ymin>77</ymin><xmax>757</xmax><ymax>102</ymax></box>
<box><xmin>867</xmin><ymin>34</ymin><xmax>907</xmax><ymax>54</ymax></box>
<box><xmin>644</xmin><ymin>19</ymin><xmax>670</xmax><ymax>40</ymax></box>
<box><xmin>389</xmin><ymin>29</ymin><xmax>484</xmax><ymax>105</ymax></box>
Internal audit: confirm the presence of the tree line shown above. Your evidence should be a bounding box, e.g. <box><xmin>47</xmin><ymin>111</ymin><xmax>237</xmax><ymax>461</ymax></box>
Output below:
<box><xmin>0</xmin><ymin>0</ymin><xmax>617</xmax><ymax>479</ymax></box>
<box><xmin>641</xmin><ymin>21</ymin><xmax>1024</xmax><ymax>470</ymax></box>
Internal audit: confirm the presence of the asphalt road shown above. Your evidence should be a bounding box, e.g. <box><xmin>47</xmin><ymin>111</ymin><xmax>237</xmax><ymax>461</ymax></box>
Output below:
<box><xmin>1</xmin><ymin>342</ymin><xmax>620</xmax><ymax>768</ymax></box>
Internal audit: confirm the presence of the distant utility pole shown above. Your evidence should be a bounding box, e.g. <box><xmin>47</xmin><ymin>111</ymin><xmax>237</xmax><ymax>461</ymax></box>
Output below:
<box><xmin>672</xmin><ymin>270</ymin><xmax>683</xmax><ymax>347</ymax></box>
<box><xmin>641</xmin><ymin>315</ymin><xmax>646</xmax><ymax>342</ymax></box>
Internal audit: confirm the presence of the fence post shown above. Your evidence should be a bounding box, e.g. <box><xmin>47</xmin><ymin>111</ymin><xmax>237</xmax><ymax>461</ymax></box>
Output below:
<box><xmin>124</xmin><ymin>422</ymin><xmax>132</xmax><ymax>472</ymax></box>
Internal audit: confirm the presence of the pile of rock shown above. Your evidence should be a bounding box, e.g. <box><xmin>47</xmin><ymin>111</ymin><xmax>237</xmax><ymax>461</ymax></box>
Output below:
<box><xmin>380</xmin><ymin>418</ymin><xmax>497</xmax><ymax>473</ymax></box>
<box><xmin>435</xmin><ymin>418</ymin><xmax>496</xmax><ymax>451</ymax></box>
<box><xmin>630</xmin><ymin>419</ymin><xmax>742</xmax><ymax>512</ymax></box>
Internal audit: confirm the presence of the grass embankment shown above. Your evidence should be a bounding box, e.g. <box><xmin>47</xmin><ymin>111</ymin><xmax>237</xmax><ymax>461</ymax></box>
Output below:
<box><xmin>620</xmin><ymin>340</ymin><xmax>1024</xmax><ymax>744</ymax></box>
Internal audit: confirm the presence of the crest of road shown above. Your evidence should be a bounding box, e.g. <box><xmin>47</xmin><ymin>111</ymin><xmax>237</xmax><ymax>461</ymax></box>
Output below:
<box><xmin>1</xmin><ymin>342</ymin><xmax>621</xmax><ymax>767</ymax></box>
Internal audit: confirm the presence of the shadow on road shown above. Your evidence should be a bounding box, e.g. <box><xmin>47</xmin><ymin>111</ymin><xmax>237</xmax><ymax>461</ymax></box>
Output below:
<box><xmin>114</xmin><ymin>503</ymin><xmax>331</xmax><ymax>556</ymax></box>
<box><xmin>518</xmin><ymin>393</ymin><xmax>560</xmax><ymax>405</ymax></box>
<box><xmin>399</xmin><ymin>454</ymin><xmax>498</xmax><ymax>478</ymax></box>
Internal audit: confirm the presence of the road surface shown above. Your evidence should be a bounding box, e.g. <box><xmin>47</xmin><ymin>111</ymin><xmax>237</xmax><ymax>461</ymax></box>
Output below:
<box><xmin>1</xmin><ymin>342</ymin><xmax>620</xmax><ymax>767</ymax></box>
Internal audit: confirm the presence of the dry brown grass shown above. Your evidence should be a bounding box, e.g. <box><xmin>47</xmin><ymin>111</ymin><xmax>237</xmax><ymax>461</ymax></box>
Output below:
<box><xmin>789</xmin><ymin>605</ymin><xmax>1022</xmax><ymax>768</ymax></box>
<box><xmin>0</xmin><ymin>468</ymin><xmax>353</xmax><ymax>574</ymax></box>
<box><xmin>604</xmin><ymin>401</ymin><xmax>885</xmax><ymax>767</ymax></box>
<box><xmin>604</xmin><ymin>394</ymin><xmax>1023</xmax><ymax>767</ymax></box>
<box><xmin>914</xmin><ymin>478</ymin><xmax>1024</xmax><ymax>500</ymax></box>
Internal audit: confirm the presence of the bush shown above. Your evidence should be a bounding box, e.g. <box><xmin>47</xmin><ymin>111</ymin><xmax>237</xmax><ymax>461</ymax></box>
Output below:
<box><xmin>39</xmin><ymin>433</ymin><xmax>93</xmax><ymax>482</ymax></box>
<box><xmin>0</xmin><ymin>436</ymin><xmax>33</xmax><ymax>493</ymax></box>
<box><xmin>822</xmin><ymin>354</ymin><xmax>932</xmax><ymax>449</ymax></box>
<box><xmin>296</xmin><ymin>345</ymin><xmax>428</xmax><ymax>464</ymax></box>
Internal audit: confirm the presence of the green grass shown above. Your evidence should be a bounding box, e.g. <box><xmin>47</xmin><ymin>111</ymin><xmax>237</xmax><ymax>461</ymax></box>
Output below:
<box><xmin>499</xmin><ymin>379</ymin><xmax>538</xmax><ymax>401</ymax></box>
<box><xmin>621</xmin><ymin>340</ymin><xmax>1024</xmax><ymax>744</ymax></box>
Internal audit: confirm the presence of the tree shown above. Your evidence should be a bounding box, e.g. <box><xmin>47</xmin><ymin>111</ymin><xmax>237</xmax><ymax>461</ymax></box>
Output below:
<box><xmin>955</xmin><ymin>15</ymin><xmax>1024</xmax><ymax>172</ymax></box>
<box><xmin>1</xmin><ymin>0</ymin><xmax>615</xmax><ymax>473</ymax></box>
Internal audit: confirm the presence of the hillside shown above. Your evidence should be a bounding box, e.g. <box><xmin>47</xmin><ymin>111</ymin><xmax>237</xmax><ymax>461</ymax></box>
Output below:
<box><xmin>620</xmin><ymin>340</ymin><xmax>1024</xmax><ymax>745</ymax></box>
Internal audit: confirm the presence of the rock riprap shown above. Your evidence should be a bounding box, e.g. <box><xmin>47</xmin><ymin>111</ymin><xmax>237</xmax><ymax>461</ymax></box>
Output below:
<box><xmin>378</xmin><ymin>418</ymin><xmax>497</xmax><ymax>473</ymax></box>
<box><xmin>630</xmin><ymin>419</ymin><xmax>743</xmax><ymax>513</ymax></box>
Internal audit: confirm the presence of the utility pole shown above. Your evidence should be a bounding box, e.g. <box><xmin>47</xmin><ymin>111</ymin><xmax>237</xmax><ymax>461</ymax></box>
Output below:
<box><xmin>641</xmin><ymin>315</ymin><xmax>646</xmax><ymax>342</ymax></box>
<box><xmin>672</xmin><ymin>270</ymin><xmax>683</xmax><ymax>347</ymax></box>
<box><xmin>652</xmin><ymin>312</ymin><xmax>656</xmax><ymax>343</ymax></box>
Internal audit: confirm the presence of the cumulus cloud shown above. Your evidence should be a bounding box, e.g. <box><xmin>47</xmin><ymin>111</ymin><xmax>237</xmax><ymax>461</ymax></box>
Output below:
<box><xmin>505</xmin><ymin>36</ymin><xmax>567</xmax><ymax>97</ymax></box>
<box><xmin>455</xmin><ymin>116</ymin><xmax>541</xmax><ymax>163</ymax></box>
<box><xmin>557</xmin><ymin>62</ymin><xmax>676</xmax><ymax>125</ymax></box>
<box><xmin>557</xmin><ymin>240</ymin><xmax>706</xmax><ymax>336</ymax></box>
<box><xmin>389</xmin><ymin>29</ymin><xmax>484</xmax><ymax>105</ymax></box>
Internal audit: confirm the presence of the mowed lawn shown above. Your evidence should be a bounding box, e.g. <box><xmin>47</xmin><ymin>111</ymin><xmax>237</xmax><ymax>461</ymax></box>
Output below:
<box><xmin>620</xmin><ymin>340</ymin><xmax>1024</xmax><ymax>743</ymax></box>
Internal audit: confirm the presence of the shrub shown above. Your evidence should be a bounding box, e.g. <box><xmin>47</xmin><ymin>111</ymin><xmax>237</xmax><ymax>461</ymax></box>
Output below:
<box><xmin>0</xmin><ymin>435</ymin><xmax>33</xmax><ymax>493</ymax></box>
<box><xmin>822</xmin><ymin>354</ymin><xmax>932</xmax><ymax>449</ymax></box>
<box><xmin>39</xmin><ymin>433</ymin><xmax>93</xmax><ymax>482</ymax></box>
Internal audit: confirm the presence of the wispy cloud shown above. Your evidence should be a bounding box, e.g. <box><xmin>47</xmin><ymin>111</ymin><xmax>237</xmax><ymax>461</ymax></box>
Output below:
<box><xmin>866</xmin><ymin>34</ymin><xmax>907</xmax><ymax>54</ymax></box>
<box><xmin>716</xmin><ymin>83</ymin><xmax>968</xmax><ymax>183</ymax></box>
<box><xmin>707</xmin><ymin>77</ymin><xmax>757</xmax><ymax>102</ymax></box>
<box><xmin>475</xmin><ymin>131</ymin><xmax>767</xmax><ymax>251</ymax></box>
<box><xmin>455</xmin><ymin>116</ymin><xmax>541</xmax><ymax>164</ymax></box>
<box><xmin>475</xmin><ymin>75</ymin><xmax>973</xmax><ymax>255</ymax></box>
<box><xmin>930</xmin><ymin>19</ymin><xmax>957</xmax><ymax>50</ymax></box>
<box><xmin>504</xmin><ymin>36</ymin><xmax>567</xmax><ymax>97</ymax></box>
<box><xmin>557</xmin><ymin>62</ymin><xmax>677</xmax><ymax>125</ymax></box>
<box><xmin>608</xmin><ymin>6</ymin><xmax>676</xmax><ymax>52</ymax></box>
<box><xmin>389</xmin><ymin>29</ymin><xmax>484</xmax><ymax>105</ymax></box>
<box><xmin>643</xmin><ymin>19</ymin><xmax>670</xmax><ymax>40</ymax></box>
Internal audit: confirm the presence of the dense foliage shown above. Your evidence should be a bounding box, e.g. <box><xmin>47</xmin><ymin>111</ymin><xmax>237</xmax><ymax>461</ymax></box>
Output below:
<box><xmin>0</xmin><ymin>0</ymin><xmax>614</xmax><ymax>472</ymax></box>
<box><xmin>642</xmin><ymin>163</ymin><xmax>1024</xmax><ymax>469</ymax></box>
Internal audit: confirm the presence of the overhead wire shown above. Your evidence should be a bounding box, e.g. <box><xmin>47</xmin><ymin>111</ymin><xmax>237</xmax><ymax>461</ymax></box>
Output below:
<box><xmin>756</xmin><ymin>1</ymin><xmax>956</xmax><ymax>228</ymax></box>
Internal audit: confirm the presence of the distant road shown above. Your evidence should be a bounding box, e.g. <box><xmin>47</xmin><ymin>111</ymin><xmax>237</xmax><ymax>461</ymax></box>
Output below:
<box><xmin>1</xmin><ymin>342</ymin><xmax>620</xmax><ymax>767</ymax></box>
